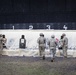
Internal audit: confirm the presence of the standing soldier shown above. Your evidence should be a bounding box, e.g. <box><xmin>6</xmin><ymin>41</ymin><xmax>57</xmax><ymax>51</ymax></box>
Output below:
<box><xmin>37</xmin><ymin>33</ymin><xmax>46</xmax><ymax>60</ymax></box>
<box><xmin>0</xmin><ymin>34</ymin><xmax>3</xmax><ymax>50</ymax></box>
<box><xmin>48</xmin><ymin>35</ymin><xmax>57</xmax><ymax>62</ymax></box>
<box><xmin>62</xmin><ymin>33</ymin><xmax>68</xmax><ymax>58</ymax></box>
<box><xmin>58</xmin><ymin>35</ymin><xmax>64</xmax><ymax>50</ymax></box>
<box><xmin>58</xmin><ymin>35</ymin><xmax>64</xmax><ymax>56</ymax></box>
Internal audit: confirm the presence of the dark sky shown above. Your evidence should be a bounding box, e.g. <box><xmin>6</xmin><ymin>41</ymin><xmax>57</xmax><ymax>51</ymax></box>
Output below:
<box><xmin>0</xmin><ymin>0</ymin><xmax>76</xmax><ymax>23</ymax></box>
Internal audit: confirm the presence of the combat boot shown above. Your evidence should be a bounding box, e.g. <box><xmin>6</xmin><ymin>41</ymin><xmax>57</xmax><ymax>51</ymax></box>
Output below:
<box><xmin>43</xmin><ymin>56</ymin><xmax>45</xmax><ymax>60</ymax></box>
<box><xmin>51</xmin><ymin>58</ymin><xmax>54</xmax><ymax>62</ymax></box>
<box><xmin>51</xmin><ymin>59</ymin><xmax>54</xmax><ymax>62</ymax></box>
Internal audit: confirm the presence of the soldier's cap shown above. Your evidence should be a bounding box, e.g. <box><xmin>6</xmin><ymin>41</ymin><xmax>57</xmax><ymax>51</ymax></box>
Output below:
<box><xmin>51</xmin><ymin>35</ymin><xmax>55</xmax><ymax>38</ymax></box>
<box><xmin>62</xmin><ymin>33</ymin><xmax>66</xmax><ymax>36</ymax></box>
<box><xmin>40</xmin><ymin>33</ymin><xmax>44</xmax><ymax>36</ymax></box>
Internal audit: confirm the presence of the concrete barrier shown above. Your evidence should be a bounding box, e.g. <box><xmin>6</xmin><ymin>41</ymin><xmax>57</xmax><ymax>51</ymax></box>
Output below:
<box><xmin>0</xmin><ymin>49</ymin><xmax>76</xmax><ymax>57</ymax></box>
<box><xmin>0</xmin><ymin>30</ymin><xmax>76</xmax><ymax>57</ymax></box>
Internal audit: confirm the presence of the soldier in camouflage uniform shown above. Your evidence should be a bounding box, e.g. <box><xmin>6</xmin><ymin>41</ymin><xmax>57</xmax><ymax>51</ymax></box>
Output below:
<box><xmin>48</xmin><ymin>35</ymin><xmax>57</xmax><ymax>62</ymax></box>
<box><xmin>62</xmin><ymin>33</ymin><xmax>68</xmax><ymax>58</ymax></box>
<box><xmin>37</xmin><ymin>33</ymin><xmax>46</xmax><ymax>60</ymax></box>
<box><xmin>0</xmin><ymin>34</ymin><xmax>3</xmax><ymax>50</ymax></box>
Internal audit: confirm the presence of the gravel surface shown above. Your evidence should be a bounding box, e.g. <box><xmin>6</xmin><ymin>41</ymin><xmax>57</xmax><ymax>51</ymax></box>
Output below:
<box><xmin>0</xmin><ymin>55</ymin><xmax>76</xmax><ymax>75</ymax></box>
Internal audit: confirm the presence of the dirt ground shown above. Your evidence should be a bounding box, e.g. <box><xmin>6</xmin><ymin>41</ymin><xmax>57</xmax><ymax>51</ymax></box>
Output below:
<box><xmin>0</xmin><ymin>55</ymin><xmax>76</xmax><ymax>75</ymax></box>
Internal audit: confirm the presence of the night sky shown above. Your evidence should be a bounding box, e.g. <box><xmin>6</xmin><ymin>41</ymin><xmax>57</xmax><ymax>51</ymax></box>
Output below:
<box><xmin>0</xmin><ymin>0</ymin><xmax>76</xmax><ymax>23</ymax></box>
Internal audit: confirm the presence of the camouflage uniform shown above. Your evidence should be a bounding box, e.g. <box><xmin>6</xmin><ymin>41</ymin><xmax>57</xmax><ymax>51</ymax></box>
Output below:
<box><xmin>58</xmin><ymin>35</ymin><xmax>64</xmax><ymax>49</ymax></box>
<box><xmin>62</xmin><ymin>33</ymin><xmax>68</xmax><ymax>58</ymax></box>
<box><xmin>48</xmin><ymin>35</ymin><xmax>57</xmax><ymax>62</ymax></box>
<box><xmin>37</xmin><ymin>33</ymin><xmax>46</xmax><ymax>59</ymax></box>
<box><xmin>0</xmin><ymin>34</ymin><xmax>3</xmax><ymax>50</ymax></box>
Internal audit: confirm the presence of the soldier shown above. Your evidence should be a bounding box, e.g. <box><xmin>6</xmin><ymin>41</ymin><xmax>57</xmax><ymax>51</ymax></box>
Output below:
<box><xmin>62</xmin><ymin>33</ymin><xmax>68</xmax><ymax>58</ymax></box>
<box><xmin>58</xmin><ymin>35</ymin><xmax>64</xmax><ymax>50</ymax></box>
<box><xmin>48</xmin><ymin>35</ymin><xmax>57</xmax><ymax>62</ymax></box>
<box><xmin>37</xmin><ymin>33</ymin><xmax>46</xmax><ymax>60</ymax></box>
<box><xmin>57</xmin><ymin>35</ymin><xmax>64</xmax><ymax>56</ymax></box>
<box><xmin>0</xmin><ymin>34</ymin><xmax>3</xmax><ymax>50</ymax></box>
<box><xmin>19</xmin><ymin>35</ymin><xmax>26</xmax><ymax>49</ymax></box>
<box><xmin>2</xmin><ymin>35</ymin><xmax>7</xmax><ymax>48</ymax></box>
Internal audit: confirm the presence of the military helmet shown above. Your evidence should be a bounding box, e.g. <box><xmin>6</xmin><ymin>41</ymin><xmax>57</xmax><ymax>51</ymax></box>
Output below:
<box><xmin>62</xmin><ymin>33</ymin><xmax>66</xmax><ymax>36</ymax></box>
<box><xmin>40</xmin><ymin>33</ymin><xmax>44</xmax><ymax>36</ymax></box>
<box><xmin>51</xmin><ymin>35</ymin><xmax>55</xmax><ymax>38</ymax></box>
